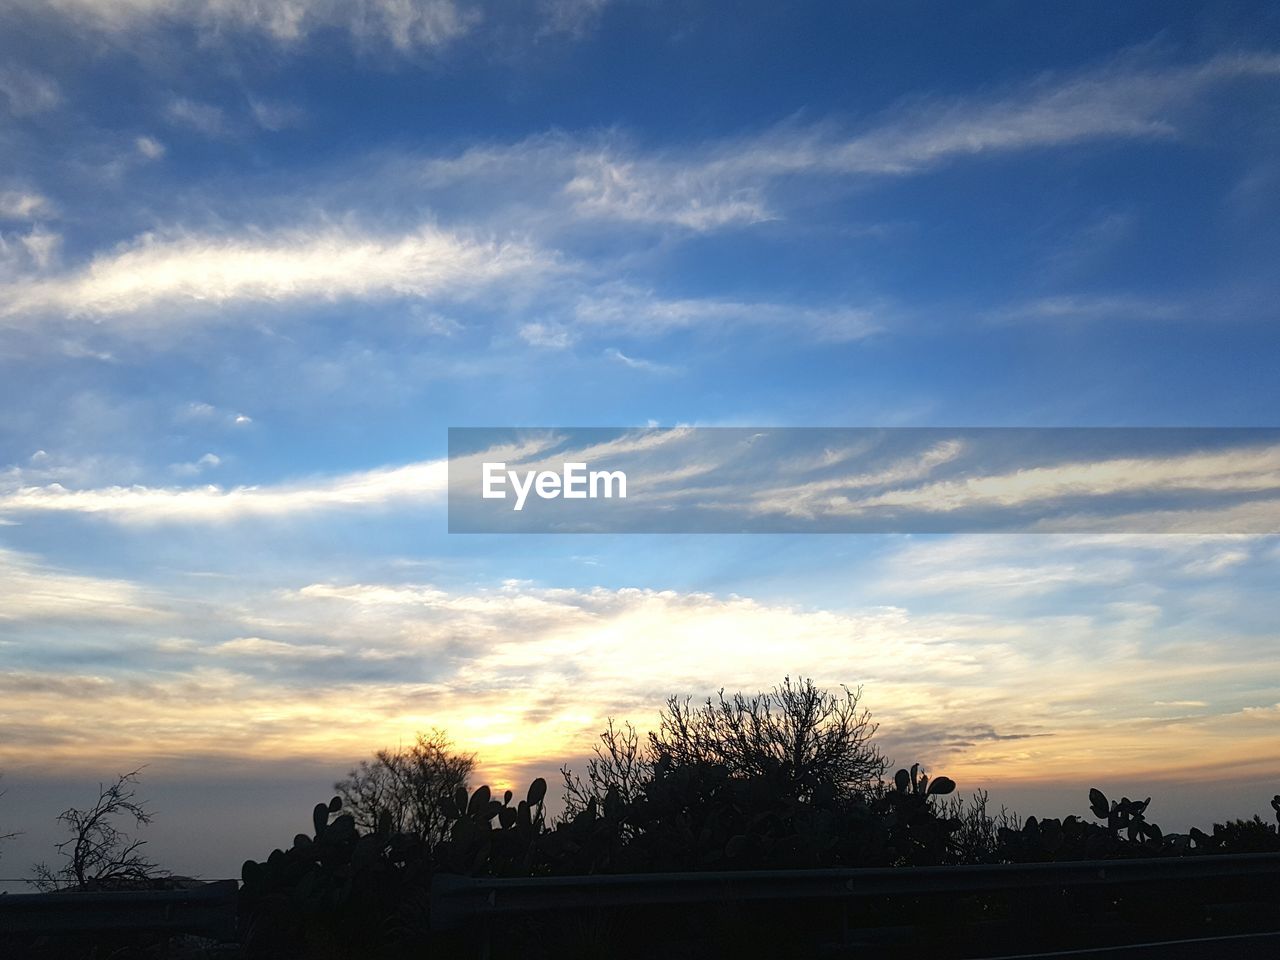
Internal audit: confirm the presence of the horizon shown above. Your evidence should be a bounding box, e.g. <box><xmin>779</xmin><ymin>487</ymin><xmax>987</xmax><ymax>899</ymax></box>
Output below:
<box><xmin>2</xmin><ymin>0</ymin><xmax>1279</xmax><ymax>885</ymax></box>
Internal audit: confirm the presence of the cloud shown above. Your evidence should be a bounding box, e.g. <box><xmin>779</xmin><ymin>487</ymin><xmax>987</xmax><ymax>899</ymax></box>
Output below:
<box><xmin>208</xmin><ymin>636</ymin><xmax>342</xmax><ymax>659</ymax></box>
<box><xmin>988</xmin><ymin>295</ymin><xmax>1186</xmax><ymax>325</ymax></box>
<box><xmin>604</xmin><ymin>347</ymin><xmax>675</xmax><ymax>374</ymax></box>
<box><xmin>175</xmin><ymin>401</ymin><xmax>253</xmax><ymax>428</ymax></box>
<box><xmin>135</xmin><ymin>136</ymin><xmax>166</xmax><ymax>160</ymax></box>
<box><xmin>248</xmin><ymin>97</ymin><xmax>305</xmax><ymax>131</ymax></box>
<box><xmin>0</xmin><ymin>458</ymin><xmax>447</xmax><ymax>523</ymax></box>
<box><xmin>703</xmin><ymin>52</ymin><xmax>1280</xmax><ymax>180</ymax></box>
<box><xmin>574</xmin><ymin>286</ymin><xmax>882</xmax><ymax>341</ymax></box>
<box><xmin>563</xmin><ymin>152</ymin><xmax>772</xmax><ymax>228</ymax></box>
<box><xmin>0</xmin><ymin>66</ymin><xmax>62</xmax><ymax>116</ymax></box>
<box><xmin>0</xmin><ymin>224</ymin><xmax>551</xmax><ymax>323</ymax></box>
<box><xmin>0</xmin><ymin>546</ymin><xmax>164</xmax><ymax>622</ymax></box>
<box><xmin>169</xmin><ymin>453</ymin><xmax>222</xmax><ymax>477</ymax></box>
<box><xmin>28</xmin><ymin>0</ymin><xmax>480</xmax><ymax>54</ymax></box>
<box><xmin>18</xmin><ymin>226</ymin><xmax>61</xmax><ymax>269</ymax></box>
<box><xmin>165</xmin><ymin>97</ymin><xmax>230</xmax><ymax>137</ymax></box>
<box><xmin>0</xmin><ymin>191</ymin><xmax>53</xmax><ymax>220</ymax></box>
<box><xmin>848</xmin><ymin>444</ymin><xmax>1280</xmax><ymax>515</ymax></box>
<box><xmin>1</xmin><ymin>558</ymin><xmax>1277</xmax><ymax>785</ymax></box>
<box><xmin>537</xmin><ymin>0</ymin><xmax>611</xmax><ymax>38</ymax></box>
<box><xmin>415</xmin><ymin>52</ymin><xmax>1280</xmax><ymax>231</ymax></box>
<box><xmin>518</xmin><ymin>321</ymin><xmax>575</xmax><ymax>349</ymax></box>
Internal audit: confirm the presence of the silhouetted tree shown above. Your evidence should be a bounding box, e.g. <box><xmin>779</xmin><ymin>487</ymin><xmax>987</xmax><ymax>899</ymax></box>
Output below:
<box><xmin>649</xmin><ymin>677</ymin><xmax>887</xmax><ymax>802</ymax></box>
<box><xmin>561</xmin><ymin>718</ymin><xmax>651</xmax><ymax>820</ymax></box>
<box><xmin>334</xmin><ymin>729</ymin><xmax>474</xmax><ymax>845</ymax></box>
<box><xmin>0</xmin><ymin>776</ymin><xmax>18</xmax><ymax>854</ymax></box>
<box><xmin>33</xmin><ymin>769</ymin><xmax>165</xmax><ymax>890</ymax></box>
<box><xmin>937</xmin><ymin>788</ymin><xmax>1021</xmax><ymax>863</ymax></box>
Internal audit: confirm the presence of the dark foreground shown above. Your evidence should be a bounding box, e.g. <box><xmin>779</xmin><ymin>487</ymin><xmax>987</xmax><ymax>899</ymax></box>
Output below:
<box><xmin>3</xmin><ymin>852</ymin><xmax>1279</xmax><ymax>959</ymax></box>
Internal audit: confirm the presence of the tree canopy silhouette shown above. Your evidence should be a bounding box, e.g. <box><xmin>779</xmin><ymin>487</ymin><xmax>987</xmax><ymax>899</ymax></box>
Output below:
<box><xmin>564</xmin><ymin>677</ymin><xmax>889</xmax><ymax>816</ymax></box>
<box><xmin>334</xmin><ymin>729</ymin><xmax>474</xmax><ymax>845</ymax></box>
<box><xmin>648</xmin><ymin>676</ymin><xmax>888</xmax><ymax>802</ymax></box>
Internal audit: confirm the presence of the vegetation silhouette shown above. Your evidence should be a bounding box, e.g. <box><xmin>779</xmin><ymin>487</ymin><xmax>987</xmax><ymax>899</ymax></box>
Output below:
<box><xmin>562</xmin><ymin>678</ymin><xmax>885</xmax><ymax>817</ymax></box>
<box><xmin>8</xmin><ymin>679</ymin><xmax>1280</xmax><ymax>958</ymax></box>
<box><xmin>230</xmin><ymin>677</ymin><xmax>1280</xmax><ymax>958</ymax></box>
<box><xmin>33</xmin><ymin>770</ymin><xmax>167</xmax><ymax>892</ymax></box>
<box><xmin>0</xmin><ymin>775</ymin><xmax>20</xmax><ymax>854</ymax></box>
<box><xmin>334</xmin><ymin>729</ymin><xmax>475</xmax><ymax>845</ymax></box>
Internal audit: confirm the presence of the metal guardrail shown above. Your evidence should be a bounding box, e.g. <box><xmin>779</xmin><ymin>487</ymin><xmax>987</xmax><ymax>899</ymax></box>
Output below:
<box><xmin>1</xmin><ymin>856</ymin><xmax>1277</xmax><ymax>952</ymax></box>
<box><xmin>430</xmin><ymin>852</ymin><xmax>1280</xmax><ymax>931</ymax></box>
<box><xmin>0</xmin><ymin>880</ymin><xmax>239</xmax><ymax>941</ymax></box>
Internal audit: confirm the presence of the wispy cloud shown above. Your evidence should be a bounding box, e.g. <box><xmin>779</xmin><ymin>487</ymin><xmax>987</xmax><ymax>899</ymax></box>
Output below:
<box><xmin>409</xmin><ymin>52</ymin><xmax>1280</xmax><ymax>231</ymax></box>
<box><xmin>604</xmin><ymin>347</ymin><xmax>675</xmax><ymax>374</ymax></box>
<box><xmin>0</xmin><ymin>459</ymin><xmax>447</xmax><ymax>523</ymax></box>
<box><xmin>134</xmin><ymin>136</ymin><xmax>166</xmax><ymax>160</ymax></box>
<box><xmin>27</xmin><ymin>0</ymin><xmax>480</xmax><ymax>54</ymax></box>
<box><xmin>0</xmin><ymin>224</ymin><xmax>552</xmax><ymax>322</ymax></box>
<box><xmin>563</xmin><ymin>151</ymin><xmax>772</xmax><ymax>228</ymax></box>
<box><xmin>165</xmin><ymin>97</ymin><xmax>230</xmax><ymax>137</ymax></box>
<box><xmin>0</xmin><ymin>65</ymin><xmax>62</xmax><ymax>116</ymax></box>
<box><xmin>849</xmin><ymin>445</ymin><xmax>1280</xmax><ymax>514</ymax></box>
<box><xmin>574</xmin><ymin>286</ymin><xmax>882</xmax><ymax>341</ymax></box>
<box><xmin>0</xmin><ymin>191</ymin><xmax>53</xmax><ymax>220</ymax></box>
<box><xmin>988</xmin><ymin>295</ymin><xmax>1186</xmax><ymax>325</ymax></box>
<box><xmin>0</xmin><ymin>546</ymin><xmax>163</xmax><ymax>622</ymax></box>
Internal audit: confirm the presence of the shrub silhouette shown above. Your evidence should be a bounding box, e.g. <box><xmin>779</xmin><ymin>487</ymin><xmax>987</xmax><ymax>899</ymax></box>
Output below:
<box><xmin>241</xmin><ymin>779</ymin><xmax>1280</xmax><ymax>957</ymax></box>
<box><xmin>647</xmin><ymin>677</ymin><xmax>888</xmax><ymax>804</ymax></box>
<box><xmin>237</xmin><ymin>682</ymin><xmax>1280</xmax><ymax>957</ymax></box>
<box><xmin>334</xmin><ymin>728</ymin><xmax>474</xmax><ymax>845</ymax></box>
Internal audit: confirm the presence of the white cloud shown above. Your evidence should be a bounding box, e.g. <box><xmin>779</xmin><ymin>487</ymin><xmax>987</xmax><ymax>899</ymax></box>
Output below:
<box><xmin>0</xmin><ymin>546</ymin><xmax>163</xmax><ymax>622</ymax></box>
<box><xmin>849</xmin><ymin>445</ymin><xmax>1280</xmax><ymax>514</ymax></box>
<box><xmin>415</xmin><ymin>52</ymin><xmax>1280</xmax><ymax>231</ymax></box>
<box><xmin>135</xmin><ymin>136</ymin><xmax>166</xmax><ymax>160</ymax></box>
<box><xmin>19</xmin><ymin>227</ymin><xmax>61</xmax><ymax>270</ymax></box>
<box><xmin>988</xmin><ymin>295</ymin><xmax>1186</xmax><ymax>324</ymax></box>
<box><xmin>574</xmin><ymin>286</ymin><xmax>881</xmax><ymax>341</ymax></box>
<box><xmin>0</xmin><ymin>66</ymin><xmax>62</xmax><ymax>116</ymax></box>
<box><xmin>31</xmin><ymin>0</ymin><xmax>479</xmax><ymax>53</ymax></box>
<box><xmin>0</xmin><ymin>224</ymin><xmax>551</xmax><ymax>322</ymax></box>
<box><xmin>703</xmin><ymin>52</ymin><xmax>1280</xmax><ymax>180</ymax></box>
<box><xmin>537</xmin><ymin>0</ymin><xmax>611</xmax><ymax>38</ymax></box>
<box><xmin>604</xmin><ymin>347</ymin><xmax>674</xmax><ymax>374</ymax></box>
<box><xmin>165</xmin><ymin>97</ymin><xmax>230</xmax><ymax>137</ymax></box>
<box><xmin>248</xmin><ymin>97</ymin><xmax>305</xmax><ymax>131</ymax></box>
<box><xmin>0</xmin><ymin>458</ymin><xmax>447</xmax><ymax>523</ymax></box>
<box><xmin>169</xmin><ymin>452</ymin><xmax>222</xmax><ymax>477</ymax></box>
<box><xmin>208</xmin><ymin>636</ymin><xmax>341</xmax><ymax>659</ymax></box>
<box><xmin>0</xmin><ymin>191</ymin><xmax>52</xmax><ymax>220</ymax></box>
<box><xmin>563</xmin><ymin>152</ymin><xmax>772</xmax><ymax>229</ymax></box>
<box><xmin>518</xmin><ymin>321</ymin><xmax>575</xmax><ymax>349</ymax></box>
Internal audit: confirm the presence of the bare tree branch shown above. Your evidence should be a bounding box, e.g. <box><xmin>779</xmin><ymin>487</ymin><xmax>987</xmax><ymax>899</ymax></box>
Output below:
<box><xmin>34</xmin><ymin>769</ymin><xmax>165</xmax><ymax>891</ymax></box>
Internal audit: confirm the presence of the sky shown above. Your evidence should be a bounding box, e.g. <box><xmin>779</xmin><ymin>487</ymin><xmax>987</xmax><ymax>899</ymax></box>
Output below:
<box><xmin>1</xmin><ymin>0</ymin><xmax>1279</xmax><ymax>882</ymax></box>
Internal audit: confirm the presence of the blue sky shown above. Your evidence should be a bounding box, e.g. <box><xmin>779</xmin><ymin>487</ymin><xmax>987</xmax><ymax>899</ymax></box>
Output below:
<box><xmin>1</xmin><ymin>1</ymin><xmax>1279</xmax><ymax>880</ymax></box>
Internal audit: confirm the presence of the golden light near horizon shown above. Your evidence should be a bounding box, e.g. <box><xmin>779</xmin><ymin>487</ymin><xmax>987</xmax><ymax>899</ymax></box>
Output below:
<box><xmin>3</xmin><ymin>535</ymin><xmax>1277</xmax><ymax>795</ymax></box>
